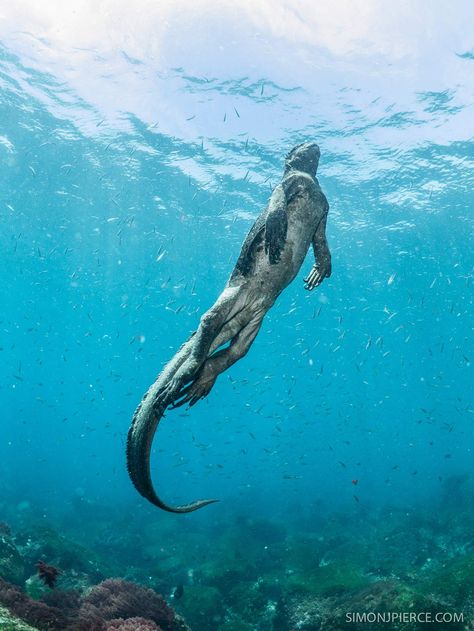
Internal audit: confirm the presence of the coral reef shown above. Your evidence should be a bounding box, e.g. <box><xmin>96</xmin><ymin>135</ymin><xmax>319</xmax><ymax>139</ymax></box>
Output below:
<box><xmin>1</xmin><ymin>478</ymin><xmax>473</xmax><ymax>631</ymax></box>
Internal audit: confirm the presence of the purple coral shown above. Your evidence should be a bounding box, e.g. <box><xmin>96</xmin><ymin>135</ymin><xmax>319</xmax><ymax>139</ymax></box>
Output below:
<box><xmin>0</xmin><ymin>577</ymin><xmax>67</xmax><ymax>630</ymax></box>
<box><xmin>66</xmin><ymin>614</ymin><xmax>106</xmax><ymax>631</ymax></box>
<box><xmin>0</xmin><ymin>575</ymin><xmax>187</xmax><ymax>631</ymax></box>
<box><xmin>106</xmin><ymin>618</ymin><xmax>161</xmax><ymax>630</ymax></box>
<box><xmin>80</xmin><ymin>579</ymin><xmax>176</xmax><ymax>630</ymax></box>
<box><xmin>0</xmin><ymin>577</ymin><xmax>103</xmax><ymax>631</ymax></box>
<box><xmin>41</xmin><ymin>588</ymin><xmax>82</xmax><ymax>614</ymax></box>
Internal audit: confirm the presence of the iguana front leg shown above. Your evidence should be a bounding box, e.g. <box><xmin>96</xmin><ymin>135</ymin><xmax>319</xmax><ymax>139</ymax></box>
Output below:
<box><xmin>304</xmin><ymin>210</ymin><xmax>332</xmax><ymax>290</ymax></box>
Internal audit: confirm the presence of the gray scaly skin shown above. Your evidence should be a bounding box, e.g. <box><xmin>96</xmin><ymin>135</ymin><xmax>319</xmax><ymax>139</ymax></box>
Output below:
<box><xmin>126</xmin><ymin>142</ymin><xmax>332</xmax><ymax>513</ymax></box>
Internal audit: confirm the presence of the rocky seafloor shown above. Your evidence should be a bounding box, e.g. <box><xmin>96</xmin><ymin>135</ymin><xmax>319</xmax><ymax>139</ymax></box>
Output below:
<box><xmin>0</xmin><ymin>476</ymin><xmax>473</xmax><ymax>630</ymax></box>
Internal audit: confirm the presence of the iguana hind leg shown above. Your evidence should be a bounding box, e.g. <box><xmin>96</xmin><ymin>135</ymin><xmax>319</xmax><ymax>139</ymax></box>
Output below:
<box><xmin>173</xmin><ymin>312</ymin><xmax>264</xmax><ymax>408</ymax></box>
<box><xmin>155</xmin><ymin>285</ymin><xmax>242</xmax><ymax>405</ymax></box>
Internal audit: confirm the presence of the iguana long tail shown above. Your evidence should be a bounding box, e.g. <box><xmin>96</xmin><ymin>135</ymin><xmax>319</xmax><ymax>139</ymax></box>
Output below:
<box><xmin>126</xmin><ymin>336</ymin><xmax>218</xmax><ymax>513</ymax></box>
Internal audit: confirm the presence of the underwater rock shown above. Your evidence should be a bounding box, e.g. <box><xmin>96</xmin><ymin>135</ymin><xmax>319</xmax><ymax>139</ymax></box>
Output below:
<box><xmin>0</xmin><ymin>522</ymin><xmax>12</xmax><ymax>537</ymax></box>
<box><xmin>225</xmin><ymin>580</ymin><xmax>270</xmax><ymax>625</ymax></box>
<box><xmin>273</xmin><ymin>592</ymin><xmax>332</xmax><ymax>631</ymax></box>
<box><xmin>25</xmin><ymin>569</ymin><xmax>93</xmax><ymax>601</ymax></box>
<box><xmin>174</xmin><ymin>584</ymin><xmax>225</xmax><ymax>628</ymax></box>
<box><xmin>439</xmin><ymin>473</ymin><xmax>473</xmax><ymax>508</ymax></box>
<box><xmin>0</xmin><ymin>535</ymin><xmax>26</xmax><ymax>585</ymax></box>
<box><xmin>276</xmin><ymin>580</ymin><xmax>466</xmax><ymax>631</ymax></box>
<box><xmin>422</xmin><ymin>553</ymin><xmax>474</xmax><ymax>610</ymax></box>
<box><xmin>329</xmin><ymin>580</ymin><xmax>465</xmax><ymax>630</ymax></box>
<box><xmin>219</xmin><ymin>622</ymin><xmax>254</xmax><ymax>631</ymax></box>
<box><xmin>0</xmin><ymin>605</ymin><xmax>40</xmax><ymax>631</ymax></box>
<box><xmin>198</xmin><ymin>548</ymin><xmax>258</xmax><ymax>593</ymax></box>
<box><xmin>105</xmin><ymin>618</ymin><xmax>161</xmax><ymax>630</ymax></box>
<box><xmin>15</xmin><ymin>524</ymin><xmax>107</xmax><ymax>583</ymax></box>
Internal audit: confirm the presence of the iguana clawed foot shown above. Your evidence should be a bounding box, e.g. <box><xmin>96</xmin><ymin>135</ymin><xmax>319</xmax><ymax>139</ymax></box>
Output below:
<box><xmin>172</xmin><ymin>364</ymin><xmax>217</xmax><ymax>408</ymax></box>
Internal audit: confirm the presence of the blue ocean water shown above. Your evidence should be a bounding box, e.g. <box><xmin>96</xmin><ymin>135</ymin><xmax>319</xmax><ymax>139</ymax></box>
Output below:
<box><xmin>0</xmin><ymin>3</ymin><xmax>473</xmax><ymax>630</ymax></box>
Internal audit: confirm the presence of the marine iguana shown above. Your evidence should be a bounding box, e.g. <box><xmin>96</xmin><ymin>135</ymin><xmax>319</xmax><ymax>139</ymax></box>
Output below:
<box><xmin>127</xmin><ymin>141</ymin><xmax>332</xmax><ymax>513</ymax></box>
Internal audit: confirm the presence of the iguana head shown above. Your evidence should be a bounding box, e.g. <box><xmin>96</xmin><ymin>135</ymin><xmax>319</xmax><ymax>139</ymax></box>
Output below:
<box><xmin>284</xmin><ymin>142</ymin><xmax>320</xmax><ymax>176</ymax></box>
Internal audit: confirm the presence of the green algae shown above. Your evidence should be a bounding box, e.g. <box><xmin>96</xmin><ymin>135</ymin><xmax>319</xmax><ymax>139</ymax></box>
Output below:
<box><xmin>198</xmin><ymin>548</ymin><xmax>258</xmax><ymax>592</ymax></box>
<box><xmin>284</xmin><ymin>561</ymin><xmax>371</xmax><ymax>596</ymax></box>
<box><xmin>24</xmin><ymin>575</ymin><xmax>49</xmax><ymax>600</ymax></box>
<box><xmin>279</xmin><ymin>536</ymin><xmax>326</xmax><ymax>573</ymax></box>
<box><xmin>421</xmin><ymin>553</ymin><xmax>474</xmax><ymax>605</ymax></box>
